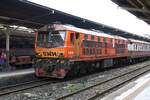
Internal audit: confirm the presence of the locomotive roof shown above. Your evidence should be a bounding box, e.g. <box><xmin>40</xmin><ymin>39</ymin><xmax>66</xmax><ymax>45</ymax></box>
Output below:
<box><xmin>113</xmin><ymin>35</ymin><xmax>127</xmax><ymax>41</ymax></box>
<box><xmin>53</xmin><ymin>24</ymin><xmax>114</xmax><ymax>38</ymax></box>
<box><xmin>53</xmin><ymin>24</ymin><xmax>129</xmax><ymax>41</ymax></box>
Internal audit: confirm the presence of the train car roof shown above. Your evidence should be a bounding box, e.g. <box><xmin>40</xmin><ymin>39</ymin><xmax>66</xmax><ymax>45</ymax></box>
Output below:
<box><xmin>128</xmin><ymin>38</ymin><xmax>150</xmax><ymax>44</ymax></box>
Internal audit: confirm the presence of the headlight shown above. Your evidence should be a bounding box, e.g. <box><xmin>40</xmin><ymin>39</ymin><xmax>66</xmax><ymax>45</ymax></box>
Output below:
<box><xmin>59</xmin><ymin>53</ymin><xmax>64</xmax><ymax>57</ymax></box>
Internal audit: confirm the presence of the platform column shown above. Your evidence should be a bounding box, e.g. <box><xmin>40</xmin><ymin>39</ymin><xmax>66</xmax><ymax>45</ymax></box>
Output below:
<box><xmin>5</xmin><ymin>29</ymin><xmax>10</xmax><ymax>70</ymax></box>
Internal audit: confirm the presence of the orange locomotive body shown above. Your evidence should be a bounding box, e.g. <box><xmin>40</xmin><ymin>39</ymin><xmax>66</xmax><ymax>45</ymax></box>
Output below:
<box><xmin>34</xmin><ymin>24</ymin><xmax>150</xmax><ymax>78</ymax></box>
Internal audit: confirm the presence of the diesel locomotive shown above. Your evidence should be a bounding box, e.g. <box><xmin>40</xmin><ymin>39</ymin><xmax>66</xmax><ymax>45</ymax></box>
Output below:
<box><xmin>34</xmin><ymin>24</ymin><xmax>150</xmax><ymax>78</ymax></box>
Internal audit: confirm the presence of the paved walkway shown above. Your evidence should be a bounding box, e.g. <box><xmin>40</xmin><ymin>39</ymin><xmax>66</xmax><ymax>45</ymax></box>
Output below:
<box><xmin>0</xmin><ymin>68</ymin><xmax>34</xmax><ymax>78</ymax></box>
<box><xmin>101</xmin><ymin>72</ymin><xmax>150</xmax><ymax>100</ymax></box>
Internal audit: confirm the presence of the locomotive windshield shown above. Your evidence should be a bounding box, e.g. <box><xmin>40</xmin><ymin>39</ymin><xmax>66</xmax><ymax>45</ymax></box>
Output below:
<box><xmin>37</xmin><ymin>31</ymin><xmax>66</xmax><ymax>48</ymax></box>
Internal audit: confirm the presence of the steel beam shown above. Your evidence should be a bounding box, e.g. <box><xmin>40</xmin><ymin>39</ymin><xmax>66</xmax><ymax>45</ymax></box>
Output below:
<box><xmin>137</xmin><ymin>0</ymin><xmax>145</xmax><ymax>8</ymax></box>
<box><xmin>127</xmin><ymin>0</ymin><xmax>138</xmax><ymax>7</ymax></box>
<box><xmin>121</xmin><ymin>7</ymin><xmax>150</xmax><ymax>13</ymax></box>
<box><xmin>139</xmin><ymin>17</ymin><xmax>150</xmax><ymax>21</ymax></box>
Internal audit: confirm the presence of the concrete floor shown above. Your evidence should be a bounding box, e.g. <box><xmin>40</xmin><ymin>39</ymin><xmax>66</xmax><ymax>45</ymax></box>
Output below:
<box><xmin>101</xmin><ymin>72</ymin><xmax>150</xmax><ymax>100</ymax></box>
<box><xmin>0</xmin><ymin>68</ymin><xmax>34</xmax><ymax>78</ymax></box>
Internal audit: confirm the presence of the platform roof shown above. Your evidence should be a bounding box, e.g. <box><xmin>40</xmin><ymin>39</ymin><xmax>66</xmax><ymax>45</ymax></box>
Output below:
<box><xmin>112</xmin><ymin>0</ymin><xmax>150</xmax><ymax>26</ymax></box>
<box><xmin>0</xmin><ymin>0</ymin><xmax>150</xmax><ymax>42</ymax></box>
<box><xmin>0</xmin><ymin>29</ymin><xmax>34</xmax><ymax>38</ymax></box>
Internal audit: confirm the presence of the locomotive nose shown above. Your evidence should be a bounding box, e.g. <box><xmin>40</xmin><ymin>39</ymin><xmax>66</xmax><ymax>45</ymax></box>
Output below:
<box><xmin>35</xmin><ymin>68</ymin><xmax>45</xmax><ymax>76</ymax></box>
<box><xmin>47</xmin><ymin>65</ymin><xmax>55</xmax><ymax>72</ymax></box>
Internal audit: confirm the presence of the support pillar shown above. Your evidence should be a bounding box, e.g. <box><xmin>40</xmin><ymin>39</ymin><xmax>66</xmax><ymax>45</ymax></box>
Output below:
<box><xmin>5</xmin><ymin>29</ymin><xmax>10</xmax><ymax>70</ymax></box>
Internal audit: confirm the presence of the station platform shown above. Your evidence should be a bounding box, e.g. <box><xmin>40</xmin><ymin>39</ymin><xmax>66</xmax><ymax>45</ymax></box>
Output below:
<box><xmin>0</xmin><ymin>68</ymin><xmax>34</xmax><ymax>78</ymax></box>
<box><xmin>102</xmin><ymin>72</ymin><xmax>150</xmax><ymax>100</ymax></box>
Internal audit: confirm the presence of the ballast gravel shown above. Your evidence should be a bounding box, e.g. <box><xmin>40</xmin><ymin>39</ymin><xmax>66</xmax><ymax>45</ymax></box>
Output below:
<box><xmin>0</xmin><ymin>61</ymin><xmax>150</xmax><ymax>100</ymax></box>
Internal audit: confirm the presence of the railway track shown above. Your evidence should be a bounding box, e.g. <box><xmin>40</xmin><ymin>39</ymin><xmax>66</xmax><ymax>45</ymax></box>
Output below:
<box><xmin>57</xmin><ymin>64</ymin><xmax>150</xmax><ymax>100</ymax></box>
<box><xmin>0</xmin><ymin>78</ymin><xmax>59</xmax><ymax>96</ymax></box>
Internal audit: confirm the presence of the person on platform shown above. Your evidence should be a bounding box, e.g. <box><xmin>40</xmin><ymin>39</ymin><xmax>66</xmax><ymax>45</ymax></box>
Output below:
<box><xmin>0</xmin><ymin>51</ymin><xmax>6</xmax><ymax>68</ymax></box>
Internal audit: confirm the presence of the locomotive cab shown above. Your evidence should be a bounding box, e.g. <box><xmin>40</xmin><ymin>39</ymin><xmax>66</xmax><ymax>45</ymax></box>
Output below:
<box><xmin>35</xmin><ymin>30</ymin><xmax>66</xmax><ymax>58</ymax></box>
<box><xmin>34</xmin><ymin>24</ymin><xmax>79</xmax><ymax>78</ymax></box>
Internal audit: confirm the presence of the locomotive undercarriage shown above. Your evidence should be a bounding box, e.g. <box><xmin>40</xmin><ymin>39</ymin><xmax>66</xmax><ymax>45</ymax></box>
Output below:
<box><xmin>35</xmin><ymin>58</ymin><xmax>71</xmax><ymax>78</ymax></box>
<box><xmin>35</xmin><ymin>56</ymin><xmax>150</xmax><ymax>78</ymax></box>
<box><xmin>67</xmin><ymin>56</ymin><xmax>150</xmax><ymax>77</ymax></box>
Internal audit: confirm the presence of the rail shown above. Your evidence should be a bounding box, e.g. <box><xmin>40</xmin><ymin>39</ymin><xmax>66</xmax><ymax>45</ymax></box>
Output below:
<box><xmin>57</xmin><ymin>64</ymin><xmax>150</xmax><ymax>100</ymax></box>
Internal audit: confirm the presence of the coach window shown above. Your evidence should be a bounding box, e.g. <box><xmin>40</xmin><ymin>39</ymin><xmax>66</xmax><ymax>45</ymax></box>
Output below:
<box><xmin>91</xmin><ymin>35</ymin><xmax>94</xmax><ymax>40</ymax></box>
<box><xmin>99</xmin><ymin>42</ymin><xmax>102</xmax><ymax>48</ymax></box>
<box><xmin>70</xmin><ymin>33</ymin><xmax>74</xmax><ymax>44</ymax></box>
<box><xmin>135</xmin><ymin>44</ymin><xmax>137</xmax><ymax>51</ymax></box>
<box><xmin>84</xmin><ymin>34</ymin><xmax>88</xmax><ymax>40</ymax></box>
<box><xmin>90</xmin><ymin>48</ymin><xmax>93</xmax><ymax>54</ymax></box>
<box><xmin>133</xmin><ymin>44</ymin><xmax>136</xmax><ymax>51</ymax></box>
<box><xmin>109</xmin><ymin>38</ymin><xmax>112</xmax><ymax>48</ymax></box>
<box><xmin>98</xmin><ymin>37</ymin><xmax>100</xmax><ymax>42</ymax></box>
<box><xmin>83</xmin><ymin>48</ymin><xmax>86</xmax><ymax>55</ymax></box>
<box><xmin>104</xmin><ymin>37</ymin><xmax>107</xmax><ymax>43</ymax></box>
<box><xmin>118</xmin><ymin>40</ymin><xmax>120</xmax><ymax>44</ymax></box>
<box><xmin>86</xmin><ymin>48</ymin><xmax>89</xmax><ymax>55</ymax></box>
<box><xmin>110</xmin><ymin>38</ymin><xmax>113</xmax><ymax>43</ymax></box>
<box><xmin>122</xmin><ymin>40</ymin><xmax>124</xmax><ymax>44</ymax></box>
<box><xmin>93</xmin><ymin>48</ymin><xmax>95</xmax><ymax>54</ymax></box>
<box><xmin>82</xmin><ymin>40</ymin><xmax>86</xmax><ymax>47</ymax></box>
<box><xmin>104</xmin><ymin>37</ymin><xmax>107</xmax><ymax>47</ymax></box>
<box><xmin>89</xmin><ymin>41</ymin><xmax>91</xmax><ymax>47</ymax></box>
